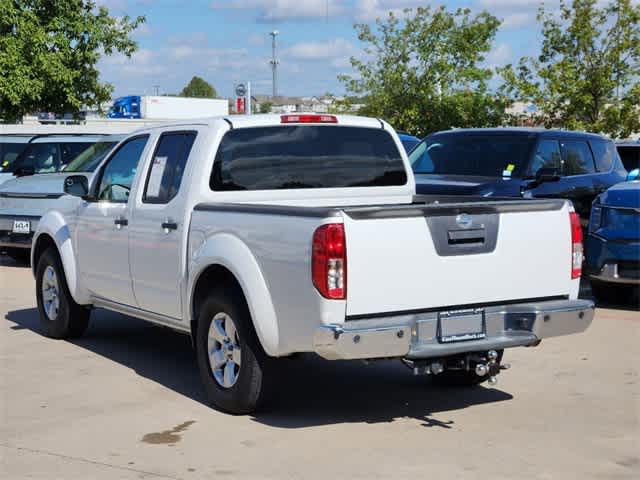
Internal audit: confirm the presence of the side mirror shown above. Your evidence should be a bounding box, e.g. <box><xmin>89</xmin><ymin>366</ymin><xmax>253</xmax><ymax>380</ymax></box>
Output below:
<box><xmin>626</xmin><ymin>168</ymin><xmax>639</xmax><ymax>182</ymax></box>
<box><xmin>64</xmin><ymin>175</ymin><xmax>89</xmax><ymax>198</ymax></box>
<box><xmin>535</xmin><ymin>167</ymin><xmax>561</xmax><ymax>183</ymax></box>
<box><xmin>13</xmin><ymin>166</ymin><xmax>35</xmax><ymax>177</ymax></box>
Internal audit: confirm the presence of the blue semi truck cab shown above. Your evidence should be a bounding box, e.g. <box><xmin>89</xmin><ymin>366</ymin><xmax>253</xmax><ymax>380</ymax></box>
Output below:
<box><xmin>108</xmin><ymin>96</ymin><xmax>141</xmax><ymax>119</ymax></box>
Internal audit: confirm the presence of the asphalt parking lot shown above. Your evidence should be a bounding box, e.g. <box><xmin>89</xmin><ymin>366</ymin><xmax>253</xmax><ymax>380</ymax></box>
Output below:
<box><xmin>1</xmin><ymin>255</ymin><xmax>638</xmax><ymax>480</ymax></box>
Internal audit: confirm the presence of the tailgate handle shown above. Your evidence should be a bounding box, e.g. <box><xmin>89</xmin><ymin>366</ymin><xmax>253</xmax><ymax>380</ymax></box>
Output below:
<box><xmin>448</xmin><ymin>228</ymin><xmax>485</xmax><ymax>245</ymax></box>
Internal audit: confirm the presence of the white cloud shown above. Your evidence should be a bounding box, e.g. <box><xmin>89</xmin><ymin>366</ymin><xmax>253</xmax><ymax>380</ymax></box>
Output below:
<box><xmin>486</xmin><ymin>42</ymin><xmax>513</xmax><ymax>66</ymax></box>
<box><xmin>353</xmin><ymin>0</ymin><xmax>425</xmax><ymax>23</ymax></box>
<box><xmin>283</xmin><ymin>38</ymin><xmax>359</xmax><ymax>71</ymax></box>
<box><xmin>247</xmin><ymin>33</ymin><xmax>267</xmax><ymax>46</ymax></box>
<box><xmin>285</xmin><ymin>38</ymin><xmax>355</xmax><ymax>60</ymax></box>
<box><xmin>475</xmin><ymin>0</ymin><xmax>546</xmax><ymax>30</ymax></box>
<box><xmin>502</xmin><ymin>12</ymin><xmax>535</xmax><ymax>28</ymax></box>
<box><xmin>211</xmin><ymin>0</ymin><xmax>347</xmax><ymax>22</ymax></box>
<box><xmin>477</xmin><ymin>0</ymin><xmax>542</xmax><ymax>7</ymax></box>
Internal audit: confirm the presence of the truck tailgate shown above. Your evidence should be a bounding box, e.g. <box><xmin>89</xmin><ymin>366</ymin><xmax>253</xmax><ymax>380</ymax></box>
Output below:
<box><xmin>343</xmin><ymin>199</ymin><xmax>574</xmax><ymax>317</ymax></box>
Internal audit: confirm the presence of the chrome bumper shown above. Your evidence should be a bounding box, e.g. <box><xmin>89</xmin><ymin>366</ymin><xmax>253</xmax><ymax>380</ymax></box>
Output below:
<box><xmin>590</xmin><ymin>263</ymin><xmax>640</xmax><ymax>285</ymax></box>
<box><xmin>313</xmin><ymin>299</ymin><xmax>594</xmax><ymax>361</ymax></box>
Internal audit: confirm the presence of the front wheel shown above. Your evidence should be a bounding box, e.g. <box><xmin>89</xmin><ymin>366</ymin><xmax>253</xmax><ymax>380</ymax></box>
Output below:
<box><xmin>195</xmin><ymin>289</ymin><xmax>271</xmax><ymax>414</ymax></box>
<box><xmin>35</xmin><ymin>247</ymin><xmax>90</xmax><ymax>338</ymax></box>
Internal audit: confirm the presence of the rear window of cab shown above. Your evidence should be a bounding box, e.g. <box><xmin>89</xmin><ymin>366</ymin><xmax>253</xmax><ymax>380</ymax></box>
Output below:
<box><xmin>210</xmin><ymin>125</ymin><xmax>407</xmax><ymax>191</ymax></box>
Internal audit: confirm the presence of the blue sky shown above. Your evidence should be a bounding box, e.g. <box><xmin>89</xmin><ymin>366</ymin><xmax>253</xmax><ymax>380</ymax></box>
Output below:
<box><xmin>98</xmin><ymin>0</ymin><xmax>555</xmax><ymax>99</ymax></box>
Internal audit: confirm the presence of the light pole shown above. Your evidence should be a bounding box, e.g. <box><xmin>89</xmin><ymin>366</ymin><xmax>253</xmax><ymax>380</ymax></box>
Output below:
<box><xmin>269</xmin><ymin>30</ymin><xmax>279</xmax><ymax>98</ymax></box>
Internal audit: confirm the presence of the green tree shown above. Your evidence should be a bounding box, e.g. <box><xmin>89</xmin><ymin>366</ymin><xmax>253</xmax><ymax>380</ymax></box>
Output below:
<box><xmin>180</xmin><ymin>76</ymin><xmax>217</xmax><ymax>98</ymax></box>
<box><xmin>339</xmin><ymin>6</ymin><xmax>507</xmax><ymax>137</ymax></box>
<box><xmin>259</xmin><ymin>101</ymin><xmax>273</xmax><ymax>113</ymax></box>
<box><xmin>499</xmin><ymin>0</ymin><xmax>640</xmax><ymax>138</ymax></box>
<box><xmin>0</xmin><ymin>0</ymin><xmax>144</xmax><ymax>122</ymax></box>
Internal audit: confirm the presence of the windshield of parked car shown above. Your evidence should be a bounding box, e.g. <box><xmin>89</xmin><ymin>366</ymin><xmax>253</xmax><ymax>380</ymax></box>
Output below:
<box><xmin>64</xmin><ymin>141</ymin><xmax>118</xmax><ymax>172</ymax></box>
<box><xmin>400</xmin><ymin>137</ymin><xmax>420</xmax><ymax>154</ymax></box>
<box><xmin>10</xmin><ymin>141</ymin><xmax>94</xmax><ymax>174</ymax></box>
<box><xmin>0</xmin><ymin>142</ymin><xmax>29</xmax><ymax>172</ymax></box>
<box><xmin>211</xmin><ymin>126</ymin><xmax>407</xmax><ymax>191</ymax></box>
<box><xmin>410</xmin><ymin>134</ymin><xmax>535</xmax><ymax>178</ymax></box>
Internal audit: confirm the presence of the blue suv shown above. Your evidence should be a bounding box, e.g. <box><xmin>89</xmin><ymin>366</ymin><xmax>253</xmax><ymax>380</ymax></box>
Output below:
<box><xmin>586</xmin><ymin>179</ymin><xmax>640</xmax><ymax>304</ymax></box>
<box><xmin>410</xmin><ymin>128</ymin><xmax>628</xmax><ymax>223</ymax></box>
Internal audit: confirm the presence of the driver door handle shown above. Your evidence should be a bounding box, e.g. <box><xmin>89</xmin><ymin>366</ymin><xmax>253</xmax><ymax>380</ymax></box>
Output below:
<box><xmin>161</xmin><ymin>221</ymin><xmax>178</xmax><ymax>232</ymax></box>
<box><xmin>114</xmin><ymin>218</ymin><xmax>128</xmax><ymax>229</ymax></box>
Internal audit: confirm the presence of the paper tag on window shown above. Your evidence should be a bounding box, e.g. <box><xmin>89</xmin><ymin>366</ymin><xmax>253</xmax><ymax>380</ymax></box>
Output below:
<box><xmin>146</xmin><ymin>156</ymin><xmax>167</xmax><ymax>198</ymax></box>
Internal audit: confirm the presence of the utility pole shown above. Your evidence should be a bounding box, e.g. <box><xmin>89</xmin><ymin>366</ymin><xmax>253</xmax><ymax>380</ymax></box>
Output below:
<box><xmin>153</xmin><ymin>85</ymin><xmax>160</xmax><ymax>96</ymax></box>
<box><xmin>269</xmin><ymin>30</ymin><xmax>279</xmax><ymax>98</ymax></box>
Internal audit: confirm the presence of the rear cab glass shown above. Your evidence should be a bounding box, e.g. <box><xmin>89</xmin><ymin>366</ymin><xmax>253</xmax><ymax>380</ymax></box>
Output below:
<box><xmin>210</xmin><ymin>126</ymin><xmax>406</xmax><ymax>191</ymax></box>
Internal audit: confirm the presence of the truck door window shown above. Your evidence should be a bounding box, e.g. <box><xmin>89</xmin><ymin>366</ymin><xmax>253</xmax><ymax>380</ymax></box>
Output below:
<box><xmin>97</xmin><ymin>135</ymin><xmax>149</xmax><ymax>202</ymax></box>
<box><xmin>143</xmin><ymin>131</ymin><xmax>197</xmax><ymax>203</ymax></box>
<box><xmin>528</xmin><ymin>139</ymin><xmax>562</xmax><ymax>176</ymax></box>
<box><xmin>560</xmin><ymin>140</ymin><xmax>596</xmax><ymax>176</ymax></box>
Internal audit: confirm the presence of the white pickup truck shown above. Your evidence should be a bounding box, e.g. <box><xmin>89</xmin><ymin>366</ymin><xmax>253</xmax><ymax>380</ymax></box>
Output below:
<box><xmin>31</xmin><ymin>114</ymin><xmax>594</xmax><ymax>414</ymax></box>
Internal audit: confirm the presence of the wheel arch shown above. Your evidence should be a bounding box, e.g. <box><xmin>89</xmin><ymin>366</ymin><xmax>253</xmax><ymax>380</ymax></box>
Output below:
<box><xmin>31</xmin><ymin>212</ymin><xmax>89</xmax><ymax>305</ymax></box>
<box><xmin>188</xmin><ymin>234</ymin><xmax>280</xmax><ymax>357</ymax></box>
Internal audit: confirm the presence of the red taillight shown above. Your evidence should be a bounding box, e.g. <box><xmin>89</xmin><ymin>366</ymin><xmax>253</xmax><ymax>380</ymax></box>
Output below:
<box><xmin>312</xmin><ymin>223</ymin><xmax>346</xmax><ymax>299</ymax></box>
<box><xmin>570</xmin><ymin>211</ymin><xmax>583</xmax><ymax>279</ymax></box>
<box><xmin>281</xmin><ymin>114</ymin><xmax>338</xmax><ymax>124</ymax></box>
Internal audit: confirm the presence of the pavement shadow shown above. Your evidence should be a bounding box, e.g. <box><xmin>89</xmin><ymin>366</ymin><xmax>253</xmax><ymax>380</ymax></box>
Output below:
<box><xmin>579</xmin><ymin>278</ymin><xmax>640</xmax><ymax>312</ymax></box>
<box><xmin>5</xmin><ymin>307</ymin><xmax>513</xmax><ymax>428</ymax></box>
<box><xmin>0</xmin><ymin>253</ymin><xmax>30</xmax><ymax>269</ymax></box>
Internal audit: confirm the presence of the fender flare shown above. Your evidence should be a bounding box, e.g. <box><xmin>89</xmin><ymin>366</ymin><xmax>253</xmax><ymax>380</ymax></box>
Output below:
<box><xmin>32</xmin><ymin>211</ymin><xmax>90</xmax><ymax>305</ymax></box>
<box><xmin>188</xmin><ymin>233</ymin><xmax>280</xmax><ymax>356</ymax></box>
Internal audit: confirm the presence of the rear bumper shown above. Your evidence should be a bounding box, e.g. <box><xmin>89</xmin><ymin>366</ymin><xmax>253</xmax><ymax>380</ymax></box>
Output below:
<box><xmin>313</xmin><ymin>299</ymin><xmax>594</xmax><ymax>360</ymax></box>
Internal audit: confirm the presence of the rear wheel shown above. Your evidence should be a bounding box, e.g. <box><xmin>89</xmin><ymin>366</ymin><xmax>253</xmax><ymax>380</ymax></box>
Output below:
<box><xmin>431</xmin><ymin>350</ymin><xmax>504</xmax><ymax>387</ymax></box>
<box><xmin>195</xmin><ymin>288</ymin><xmax>272</xmax><ymax>414</ymax></box>
<box><xmin>35</xmin><ymin>248</ymin><xmax>90</xmax><ymax>338</ymax></box>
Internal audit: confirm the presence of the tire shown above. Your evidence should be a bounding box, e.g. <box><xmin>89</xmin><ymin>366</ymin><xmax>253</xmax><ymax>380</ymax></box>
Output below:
<box><xmin>5</xmin><ymin>247</ymin><xmax>30</xmax><ymax>264</ymax></box>
<box><xmin>35</xmin><ymin>247</ymin><xmax>90</xmax><ymax>339</ymax></box>
<box><xmin>431</xmin><ymin>350</ymin><xmax>504</xmax><ymax>387</ymax></box>
<box><xmin>195</xmin><ymin>288</ymin><xmax>272</xmax><ymax>414</ymax></box>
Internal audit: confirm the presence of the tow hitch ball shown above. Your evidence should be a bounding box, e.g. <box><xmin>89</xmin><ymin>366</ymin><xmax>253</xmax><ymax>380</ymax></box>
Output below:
<box><xmin>474</xmin><ymin>350</ymin><xmax>511</xmax><ymax>386</ymax></box>
<box><xmin>405</xmin><ymin>350</ymin><xmax>511</xmax><ymax>386</ymax></box>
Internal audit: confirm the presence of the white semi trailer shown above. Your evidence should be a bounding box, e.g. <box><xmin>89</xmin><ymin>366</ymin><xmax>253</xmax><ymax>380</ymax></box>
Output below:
<box><xmin>108</xmin><ymin>95</ymin><xmax>229</xmax><ymax>119</ymax></box>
